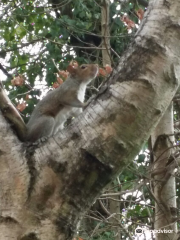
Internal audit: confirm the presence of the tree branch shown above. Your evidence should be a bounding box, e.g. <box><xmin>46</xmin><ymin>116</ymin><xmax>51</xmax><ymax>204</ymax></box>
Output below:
<box><xmin>0</xmin><ymin>81</ymin><xmax>27</xmax><ymax>141</ymax></box>
<box><xmin>0</xmin><ymin>63</ymin><xmax>12</xmax><ymax>78</ymax></box>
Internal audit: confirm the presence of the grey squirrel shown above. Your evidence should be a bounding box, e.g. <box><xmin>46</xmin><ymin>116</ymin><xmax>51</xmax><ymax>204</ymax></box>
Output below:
<box><xmin>26</xmin><ymin>62</ymin><xmax>99</xmax><ymax>142</ymax></box>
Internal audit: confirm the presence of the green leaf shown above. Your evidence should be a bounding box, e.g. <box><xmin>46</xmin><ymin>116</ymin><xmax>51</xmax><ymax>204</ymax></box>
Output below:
<box><xmin>114</xmin><ymin>17</ymin><xmax>124</xmax><ymax>27</ymax></box>
<box><xmin>0</xmin><ymin>51</ymin><xmax>6</xmax><ymax>58</ymax></box>
<box><xmin>137</xmin><ymin>154</ymin><xmax>146</xmax><ymax>163</ymax></box>
<box><xmin>141</xmin><ymin>207</ymin><xmax>150</xmax><ymax>217</ymax></box>
<box><xmin>134</xmin><ymin>205</ymin><xmax>141</xmax><ymax>213</ymax></box>
<box><xmin>16</xmin><ymin>26</ymin><xmax>26</xmax><ymax>38</ymax></box>
<box><xmin>18</xmin><ymin>54</ymin><xmax>29</xmax><ymax>65</ymax></box>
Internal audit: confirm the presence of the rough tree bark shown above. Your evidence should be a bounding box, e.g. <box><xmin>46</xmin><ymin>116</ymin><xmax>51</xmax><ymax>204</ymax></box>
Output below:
<box><xmin>101</xmin><ymin>0</ymin><xmax>111</xmax><ymax>67</ymax></box>
<box><xmin>101</xmin><ymin>2</ymin><xmax>121</xmax><ymax>239</ymax></box>
<box><xmin>0</xmin><ymin>0</ymin><xmax>180</xmax><ymax>239</ymax></box>
<box><xmin>151</xmin><ymin>104</ymin><xmax>177</xmax><ymax>240</ymax></box>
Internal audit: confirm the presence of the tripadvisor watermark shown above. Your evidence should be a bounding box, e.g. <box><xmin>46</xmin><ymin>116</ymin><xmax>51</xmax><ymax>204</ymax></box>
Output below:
<box><xmin>135</xmin><ymin>227</ymin><xmax>173</xmax><ymax>236</ymax></box>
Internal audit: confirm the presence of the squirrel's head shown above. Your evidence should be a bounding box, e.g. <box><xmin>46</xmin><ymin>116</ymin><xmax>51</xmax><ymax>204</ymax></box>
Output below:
<box><xmin>67</xmin><ymin>62</ymin><xmax>99</xmax><ymax>84</ymax></box>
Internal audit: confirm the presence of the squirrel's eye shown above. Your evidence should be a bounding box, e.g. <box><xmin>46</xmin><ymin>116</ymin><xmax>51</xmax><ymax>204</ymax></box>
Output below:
<box><xmin>80</xmin><ymin>65</ymin><xmax>87</xmax><ymax>69</ymax></box>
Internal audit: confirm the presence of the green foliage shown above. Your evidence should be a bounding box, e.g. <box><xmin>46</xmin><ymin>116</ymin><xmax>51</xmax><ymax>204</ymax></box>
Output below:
<box><xmin>126</xmin><ymin>205</ymin><xmax>152</xmax><ymax>219</ymax></box>
<box><xmin>0</xmin><ymin>0</ymin><xmax>139</xmax><ymax>123</ymax></box>
<box><xmin>137</xmin><ymin>154</ymin><xmax>146</xmax><ymax>163</ymax></box>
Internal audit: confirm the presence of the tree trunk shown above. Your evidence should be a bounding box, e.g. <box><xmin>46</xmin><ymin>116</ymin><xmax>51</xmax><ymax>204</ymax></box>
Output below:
<box><xmin>101</xmin><ymin>2</ymin><xmax>121</xmax><ymax>239</ymax></box>
<box><xmin>101</xmin><ymin>0</ymin><xmax>111</xmax><ymax>66</ymax></box>
<box><xmin>151</xmin><ymin>104</ymin><xmax>177</xmax><ymax>240</ymax></box>
<box><xmin>0</xmin><ymin>0</ymin><xmax>180</xmax><ymax>239</ymax></box>
<box><xmin>108</xmin><ymin>187</ymin><xmax>121</xmax><ymax>240</ymax></box>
